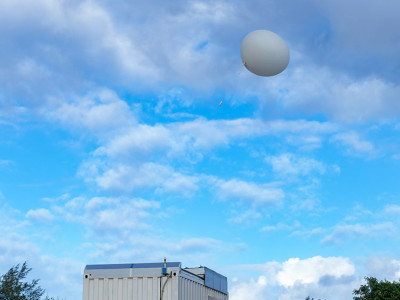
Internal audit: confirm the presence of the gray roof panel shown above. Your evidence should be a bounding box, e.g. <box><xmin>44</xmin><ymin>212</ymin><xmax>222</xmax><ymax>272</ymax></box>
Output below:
<box><xmin>85</xmin><ymin>262</ymin><xmax>181</xmax><ymax>270</ymax></box>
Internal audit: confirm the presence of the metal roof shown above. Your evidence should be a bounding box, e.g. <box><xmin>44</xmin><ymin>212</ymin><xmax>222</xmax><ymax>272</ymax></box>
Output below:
<box><xmin>85</xmin><ymin>262</ymin><xmax>181</xmax><ymax>270</ymax></box>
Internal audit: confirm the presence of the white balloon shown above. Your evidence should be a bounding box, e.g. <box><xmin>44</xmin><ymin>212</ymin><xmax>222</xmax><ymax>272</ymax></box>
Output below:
<box><xmin>240</xmin><ymin>30</ymin><xmax>290</xmax><ymax>77</ymax></box>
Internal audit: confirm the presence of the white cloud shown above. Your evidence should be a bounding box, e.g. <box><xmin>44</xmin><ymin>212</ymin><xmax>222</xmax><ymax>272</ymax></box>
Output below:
<box><xmin>395</xmin><ymin>265</ymin><xmax>400</xmax><ymax>279</ymax></box>
<box><xmin>188</xmin><ymin>1</ymin><xmax>235</xmax><ymax>23</ymax></box>
<box><xmin>261</xmin><ymin>221</ymin><xmax>300</xmax><ymax>233</ymax></box>
<box><xmin>83</xmin><ymin>197</ymin><xmax>160</xmax><ymax>237</ymax></box>
<box><xmin>97</xmin><ymin>117</ymin><xmax>338</xmax><ymax>162</ymax></box>
<box><xmin>1</xmin><ymin>0</ymin><xmax>400</xmax><ymax>126</ymax></box>
<box><xmin>73</xmin><ymin>116</ymin><xmax>341</xmax><ymax>198</ymax></box>
<box><xmin>84</xmin><ymin>162</ymin><xmax>199</xmax><ymax>195</ymax></box>
<box><xmin>54</xmin><ymin>196</ymin><xmax>161</xmax><ymax>239</ymax></box>
<box><xmin>317</xmin><ymin>0</ymin><xmax>400</xmax><ymax>57</ymax></box>
<box><xmin>230</xmin><ymin>276</ymin><xmax>269</xmax><ymax>300</ymax></box>
<box><xmin>285</xmin><ymin>135</ymin><xmax>323</xmax><ymax>151</ymax></box>
<box><xmin>0</xmin><ymin>0</ymin><xmax>162</xmax><ymax>114</ymax></box>
<box><xmin>229</xmin><ymin>256</ymin><xmax>356</xmax><ymax>300</ymax></box>
<box><xmin>31</xmin><ymin>193</ymin><xmax>245</xmax><ymax>264</ymax></box>
<box><xmin>266</xmin><ymin>59</ymin><xmax>400</xmax><ymax>124</ymax></box>
<box><xmin>35</xmin><ymin>256</ymin><xmax>83</xmax><ymax>300</ymax></box>
<box><xmin>266</xmin><ymin>119</ymin><xmax>337</xmax><ymax>135</ymax></box>
<box><xmin>229</xmin><ymin>209</ymin><xmax>262</xmax><ymax>224</ymax></box>
<box><xmin>68</xmin><ymin>115</ymin><xmax>344</xmax><ymax>199</ymax></box>
<box><xmin>291</xmin><ymin>227</ymin><xmax>325</xmax><ymax>239</ymax></box>
<box><xmin>99</xmin><ymin>124</ymin><xmax>176</xmax><ymax>159</ymax></box>
<box><xmin>174</xmin><ymin>118</ymin><xmax>338</xmax><ymax>150</ymax></box>
<box><xmin>174</xmin><ymin>118</ymin><xmax>264</xmax><ymax>149</ymax></box>
<box><xmin>0</xmin><ymin>233</ymin><xmax>38</xmax><ymax>267</ymax></box>
<box><xmin>331</xmin><ymin>131</ymin><xmax>375</xmax><ymax>156</ymax></box>
<box><xmin>44</xmin><ymin>192</ymin><xmax>243</xmax><ymax>263</ymax></box>
<box><xmin>214</xmin><ymin>179</ymin><xmax>284</xmax><ymax>208</ymax></box>
<box><xmin>46</xmin><ymin>89</ymin><xmax>135</xmax><ymax>136</ymax></box>
<box><xmin>266</xmin><ymin>153</ymin><xmax>327</xmax><ymax>178</ymax></box>
<box><xmin>276</xmin><ymin>256</ymin><xmax>354</xmax><ymax>287</ymax></box>
<box><xmin>73</xmin><ymin>117</ymin><xmax>344</xmax><ymax>198</ymax></box>
<box><xmin>365</xmin><ymin>257</ymin><xmax>400</xmax><ymax>281</ymax></box>
<box><xmin>322</xmin><ymin>222</ymin><xmax>397</xmax><ymax>245</ymax></box>
<box><xmin>0</xmin><ymin>226</ymin><xmax>83</xmax><ymax>300</ymax></box>
<box><xmin>383</xmin><ymin>204</ymin><xmax>400</xmax><ymax>215</ymax></box>
<box><xmin>41</xmin><ymin>193</ymin><xmax>70</xmax><ymax>203</ymax></box>
<box><xmin>25</xmin><ymin>208</ymin><xmax>54</xmax><ymax>223</ymax></box>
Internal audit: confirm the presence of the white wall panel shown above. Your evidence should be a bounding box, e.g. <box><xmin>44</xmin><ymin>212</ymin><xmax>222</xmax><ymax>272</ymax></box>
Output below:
<box><xmin>83</xmin><ymin>265</ymin><xmax>228</xmax><ymax>300</ymax></box>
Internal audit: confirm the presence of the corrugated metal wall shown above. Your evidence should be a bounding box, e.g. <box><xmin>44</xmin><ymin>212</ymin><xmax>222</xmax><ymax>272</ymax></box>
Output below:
<box><xmin>178</xmin><ymin>276</ymin><xmax>227</xmax><ymax>300</ymax></box>
<box><xmin>83</xmin><ymin>274</ymin><xmax>227</xmax><ymax>300</ymax></box>
<box><xmin>84</xmin><ymin>276</ymin><xmax>179</xmax><ymax>300</ymax></box>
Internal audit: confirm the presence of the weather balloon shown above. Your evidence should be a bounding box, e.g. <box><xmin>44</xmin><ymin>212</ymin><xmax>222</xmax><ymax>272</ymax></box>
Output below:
<box><xmin>240</xmin><ymin>30</ymin><xmax>290</xmax><ymax>77</ymax></box>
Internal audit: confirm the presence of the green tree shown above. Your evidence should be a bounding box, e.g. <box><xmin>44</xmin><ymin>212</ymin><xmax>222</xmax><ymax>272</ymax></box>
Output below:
<box><xmin>0</xmin><ymin>262</ymin><xmax>52</xmax><ymax>300</ymax></box>
<box><xmin>353</xmin><ymin>276</ymin><xmax>400</xmax><ymax>300</ymax></box>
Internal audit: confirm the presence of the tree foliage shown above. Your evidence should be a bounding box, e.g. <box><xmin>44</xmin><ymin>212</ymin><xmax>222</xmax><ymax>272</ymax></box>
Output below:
<box><xmin>0</xmin><ymin>262</ymin><xmax>61</xmax><ymax>300</ymax></box>
<box><xmin>0</xmin><ymin>262</ymin><xmax>45</xmax><ymax>300</ymax></box>
<box><xmin>353</xmin><ymin>277</ymin><xmax>400</xmax><ymax>300</ymax></box>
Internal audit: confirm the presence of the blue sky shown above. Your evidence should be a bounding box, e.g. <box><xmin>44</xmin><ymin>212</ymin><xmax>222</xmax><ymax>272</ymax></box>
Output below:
<box><xmin>1</xmin><ymin>0</ymin><xmax>400</xmax><ymax>299</ymax></box>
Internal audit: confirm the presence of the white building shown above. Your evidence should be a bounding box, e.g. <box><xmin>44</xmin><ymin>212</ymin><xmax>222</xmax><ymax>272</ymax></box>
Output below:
<box><xmin>83</xmin><ymin>261</ymin><xmax>228</xmax><ymax>300</ymax></box>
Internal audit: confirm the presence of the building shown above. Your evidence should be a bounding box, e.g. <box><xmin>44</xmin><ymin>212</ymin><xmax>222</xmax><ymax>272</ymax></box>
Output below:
<box><xmin>83</xmin><ymin>261</ymin><xmax>228</xmax><ymax>300</ymax></box>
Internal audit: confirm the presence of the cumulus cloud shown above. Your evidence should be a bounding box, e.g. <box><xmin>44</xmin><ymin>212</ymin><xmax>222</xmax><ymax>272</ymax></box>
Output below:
<box><xmin>1</xmin><ymin>0</ymin><xmax>400</xmax><ymax>126</ymax></box>
<box><xmin>276</xmin><ymin>256</ymin><xmax>354</xmax><ymax>287</ymax></box>
<box><xmin>0</xmin><ymin>0</ymin><xmax>159</xmax><ymax>87</ymax></box>
<box><xmin>229</xmin><ymin>256</ymin><xmax>356</xmax><ymax>300</ymax></box>
<box><xmin>0</xmin><ymin>0</ymin><xmax>238</xmax><ymax>112</ymax></box>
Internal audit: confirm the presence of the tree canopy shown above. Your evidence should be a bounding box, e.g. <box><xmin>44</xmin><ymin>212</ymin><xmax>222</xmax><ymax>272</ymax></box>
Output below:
<box><xmin>0</xmin><ymin>262</ymin><xmax>60</xmax><ymax>300</ymax></box>
<box><xmin>353</xmin><ymin>276</ymin><xmax>400</xmax><ymax>300</ymax></box>
<box><xmin>305</xmin><ymin>277</ymin><xmax>400</xmax><ymax>300</ymax></box>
